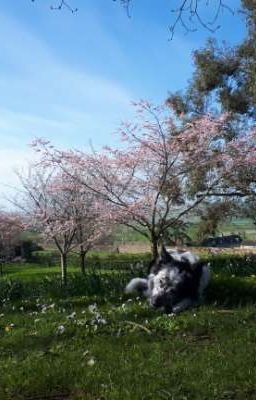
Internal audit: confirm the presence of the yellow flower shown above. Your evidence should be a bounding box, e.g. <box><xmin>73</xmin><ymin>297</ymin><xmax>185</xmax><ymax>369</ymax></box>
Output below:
<box><xmin>5</xmin><ymin>323</ymin><xmax>15</xmax><ymax>332</ymax></box>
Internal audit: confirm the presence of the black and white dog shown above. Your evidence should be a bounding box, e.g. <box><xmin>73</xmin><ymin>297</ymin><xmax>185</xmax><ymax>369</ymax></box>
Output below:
<box><xmin>125</xmin><ymin>246</ymin><xmax>210</xmax><ymax>314</ymax></box>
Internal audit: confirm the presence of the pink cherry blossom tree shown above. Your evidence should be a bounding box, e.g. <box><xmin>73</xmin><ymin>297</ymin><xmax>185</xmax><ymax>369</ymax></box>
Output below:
<box><xmin>57</xmin><ymin>172</ymin><xmax>112</xmax><ymax>274</ymax></box>
<box><xmin>31</xmin><ymin>101</ymin><xmax>230</xmax><ymax>258</ymax></box>
<box><xmin>15</xmin><ymin>165</ymin><xmax>111</xmax><ymax>284</ymax></box>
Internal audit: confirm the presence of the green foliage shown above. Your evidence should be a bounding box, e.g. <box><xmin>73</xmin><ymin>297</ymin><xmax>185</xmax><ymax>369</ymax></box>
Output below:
<box><xmin>167</xmin><ymin>1</ymin><xmax>256</xmax><ymax>132</ymax></box>
<box><xmin>31</xmin><ymin>250</ymin><xmax>152</xmax><ymax>269</ymax></box>
<box><xmin>196</xmin><ymin>202</ymin><xmax>234</xmax><ymax>241</ymax></box>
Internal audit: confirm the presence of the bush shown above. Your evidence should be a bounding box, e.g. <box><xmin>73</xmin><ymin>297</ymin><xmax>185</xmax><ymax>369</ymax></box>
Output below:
<box><xmin>31</xmin><ymin>250</ymin><xmax>152</xmax><ymax>270</ymax></box>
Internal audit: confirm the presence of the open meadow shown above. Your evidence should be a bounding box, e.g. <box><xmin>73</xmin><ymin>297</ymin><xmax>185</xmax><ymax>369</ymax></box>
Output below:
<box><xmin>1</xmin><ymin>255</ymin><xmax>256</xmax><ymax>400</ymax></box>
<box><xmin>0</xmin><ymin>2</ymin><xmax>255</xmax><ymax>400</ymax></box>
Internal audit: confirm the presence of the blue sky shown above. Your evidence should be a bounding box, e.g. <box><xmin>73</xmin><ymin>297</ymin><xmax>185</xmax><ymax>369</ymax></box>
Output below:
<box><xmin>0</xmin><ymin>0</ymin><xmax>246</xmax><ymax>198</ymax></box>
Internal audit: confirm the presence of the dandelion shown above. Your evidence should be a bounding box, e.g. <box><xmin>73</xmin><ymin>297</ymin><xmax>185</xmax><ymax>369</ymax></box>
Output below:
<box><xmin>5</xmin><ymin>323</ymin><xmax>15</xmax><ymax>332</ymax></box>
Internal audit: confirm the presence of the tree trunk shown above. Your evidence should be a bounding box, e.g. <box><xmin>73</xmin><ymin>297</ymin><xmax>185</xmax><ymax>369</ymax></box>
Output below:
<box><xmin>151</xmin><ymin>238</ymin><xmax>159</xmax><ymax>259</ymax></box>
<box><xmin>80</xmin><ymin>245</ymin><xmax>86</xmax><ymax>275</ymax></box>
<box><xmin>60</xmin><ymin>252</ymin><xmax>68</xmax><ymax>286</ymax></box>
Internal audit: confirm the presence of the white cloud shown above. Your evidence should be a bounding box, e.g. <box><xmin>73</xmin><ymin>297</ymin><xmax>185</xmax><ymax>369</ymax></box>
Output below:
<box><xmin>0</xmin><ymin>10</ymin><xmax>134</xmax><ymax>129</ymax></box>
<box><xmin>0</xmin><ymin>147</ymin><xmax>34</xmax><ymax>206</ymax></box>
<box><xmin>0</xmin><ymin>9</ymin><xmax>135</xmax><ymax>198</ymax></box>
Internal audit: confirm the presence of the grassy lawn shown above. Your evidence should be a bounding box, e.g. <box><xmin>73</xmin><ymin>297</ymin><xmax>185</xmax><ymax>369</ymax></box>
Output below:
<box><xmin>0</xmin><ymin>263</ymin><xmax>256</xmax><ymax>399</ymax></box>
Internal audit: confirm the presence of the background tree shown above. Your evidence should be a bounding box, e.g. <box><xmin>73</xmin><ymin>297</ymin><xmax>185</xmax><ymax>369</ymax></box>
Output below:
<box><xmin>32</xmin><ymin>102</ymin><xmax>230</xmax><ymax>258</ymax></box>
<box><xmin>15</xmin><ymin>165</ymin><xmax>109</xmax><ymax>284</ymax></box>
<box><xmin>196</xmin><ymin>201</ymin><xmax>233</xmax><ymax>242</ymax></box>
<box><xmin>167</xmin><ymin>0</ymin><xmax>255</xmax><ymax>137</ymax></box>
<box><xmin>61</xmin><ymin>173</ymin><xmax>112</xmax><ymax>274</ymax></box>
<box><xmin>0</xmin><ymin>211</ymin><xmax>24</xmax><ymax>262</ymax></box>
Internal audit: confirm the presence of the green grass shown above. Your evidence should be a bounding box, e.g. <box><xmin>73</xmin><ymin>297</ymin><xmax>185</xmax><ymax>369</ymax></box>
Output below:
<box><xmin>1</xmin><ymin>263</ymin><xmax>256</xmax><ymax>399</ymax></box>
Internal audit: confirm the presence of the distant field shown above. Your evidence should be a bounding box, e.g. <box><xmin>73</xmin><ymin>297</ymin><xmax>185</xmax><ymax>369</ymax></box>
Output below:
<box><xmin>113</xmin><ymin>219</ymin><xmax>256</xmax><ymax>254</ymax></box>
<box><xmin>115</xmin><ymin>219</ymin><xmax>256</xmax><ymax>244</ymax></box>
<box><xmin>40</xmin><ymin>219</ymin><xmax>256</xmax><ymax>255</ymax></box>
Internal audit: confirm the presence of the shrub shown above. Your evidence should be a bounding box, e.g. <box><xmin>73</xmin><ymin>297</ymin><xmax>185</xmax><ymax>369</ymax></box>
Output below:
<box><xmin>31</xmin><ymin>250</ymin><xmax>152</xmax><ymax>270</ymax></box>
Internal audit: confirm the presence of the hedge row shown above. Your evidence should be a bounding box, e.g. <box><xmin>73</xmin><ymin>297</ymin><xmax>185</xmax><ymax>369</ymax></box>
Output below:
<box><xmin>31</xmin><ymin>250</ymin><xmax>256</xmax><ymax>276</ymax></box>
<box><xmin>31</xmin><ymin>250</ymin><xmax>152</xmax><ymax>270</ymax></box>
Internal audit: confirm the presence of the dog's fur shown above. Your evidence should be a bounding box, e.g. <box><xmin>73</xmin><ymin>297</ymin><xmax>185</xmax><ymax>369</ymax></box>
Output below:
<box><xmin>125</xmin><ymin>247</ymin><xmax>210</xmax><ymax>314</ymax></box>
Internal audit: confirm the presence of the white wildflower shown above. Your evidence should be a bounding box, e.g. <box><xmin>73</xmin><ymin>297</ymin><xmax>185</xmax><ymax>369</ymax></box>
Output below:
<box><xmin>67</xmin><ymin>312</ymin><xmax>76</xmax><ymax>320</ymax></box>
<box><xmin>57</xmin><ymin>325</ymin><xmax>65</xmax><ymax>334</ymax></box>
<box><xmin>87</xmin><ymin>358</ymin><xmax>95</xmax><ymax>367</ymax></box>
<box><xmin>88</xmin><ymin>304</ymin><xmax>97</xmax><ymax>314</ymax></box>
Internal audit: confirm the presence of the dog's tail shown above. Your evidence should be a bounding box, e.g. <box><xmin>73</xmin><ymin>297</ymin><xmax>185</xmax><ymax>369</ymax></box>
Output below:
<box><xmin>125</xmin><ymin>278</ymin><xmax>148</xmax><ymax>296</ymax></box>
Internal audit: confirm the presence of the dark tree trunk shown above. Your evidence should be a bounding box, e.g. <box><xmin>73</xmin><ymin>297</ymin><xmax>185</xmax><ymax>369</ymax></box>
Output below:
<box><xmin>151</xmin><ymin>238</ymin><xmax>159</xmax><ymax>260</ymax></box>
<box><xmin>80</xmin><ymin>245</ymin><xmax>87</xmax><ymax>275</ymax></box>
<box><xmin>60</xmin><ymin>252</ymin><xmax>68</xmax><ymax>286</ymax></box>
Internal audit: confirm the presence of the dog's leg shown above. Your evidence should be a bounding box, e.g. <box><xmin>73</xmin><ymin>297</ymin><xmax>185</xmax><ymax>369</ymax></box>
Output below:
<box><xmin>172</xmin><ymin>298</ymin><xmax>194</xmax><ymax>314</ymax></box>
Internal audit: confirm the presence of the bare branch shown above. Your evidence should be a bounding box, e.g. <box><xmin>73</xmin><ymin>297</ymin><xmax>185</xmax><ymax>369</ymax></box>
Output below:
<box><xmin>50</xmin><ymin>0</ymin><xmax>78</xmax><ymax>13</ymax></box>
<box><xmin>168</xmin><ymin>0</ymin><xmax>234</xmax><ymax>39</ymax></box>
